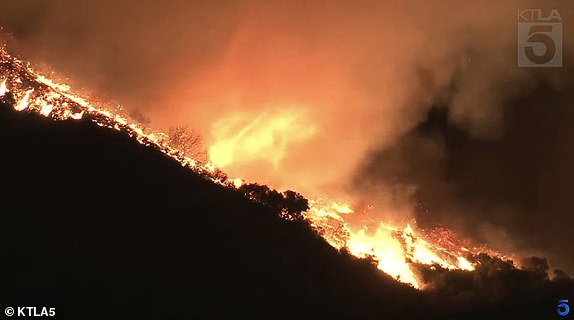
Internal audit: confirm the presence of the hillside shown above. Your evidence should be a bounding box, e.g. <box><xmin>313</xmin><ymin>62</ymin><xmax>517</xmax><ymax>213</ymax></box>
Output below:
<box><xmin>0</xmin><ymin>103</ymin><xmax>572</xmax><ymax>319</ymax></box>
<box><xmin>0</xmin><ymin>103</ymin><xmax>423</xmax><ymax>319</ymax></box>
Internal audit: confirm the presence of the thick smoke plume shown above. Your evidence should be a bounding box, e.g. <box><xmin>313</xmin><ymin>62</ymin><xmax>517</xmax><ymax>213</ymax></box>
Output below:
<box><xmin>2</xmin><ymin>0</ymin><xmax>574</xmax><ymax>273</ymax></box>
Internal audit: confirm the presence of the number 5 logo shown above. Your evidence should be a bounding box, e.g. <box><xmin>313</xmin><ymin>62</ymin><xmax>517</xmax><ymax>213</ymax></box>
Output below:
<box><xmin>517</xmin><ymin>10</ymin><xmax>563</xmax><ymax>67</ymax></box>
<box><xmin>524</xmin><ymin>25</ymin><xmax>556</xmax><ymax>65</ymax></box>
<box><xmin>558</xmin><ymin>299</ymin><xmax>570</xmax><ymax>317</ymax></box>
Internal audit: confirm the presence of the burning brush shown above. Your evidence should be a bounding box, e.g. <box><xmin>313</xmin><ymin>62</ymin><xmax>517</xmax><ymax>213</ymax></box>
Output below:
<box><xmin>0</xmin><ymin>45</ymin><xmax>517</xmax><ymax>289</ymax></box>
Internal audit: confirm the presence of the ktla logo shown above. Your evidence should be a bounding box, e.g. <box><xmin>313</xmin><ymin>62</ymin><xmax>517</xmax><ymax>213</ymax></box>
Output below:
<box><xmin>518</xmin><ymin>9</ymin><xmax>563</xmax><ymax>67</ymax></box>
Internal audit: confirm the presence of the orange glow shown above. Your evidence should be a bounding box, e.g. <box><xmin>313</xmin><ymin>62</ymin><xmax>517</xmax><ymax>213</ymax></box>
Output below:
<box><xmin>231</xmin><ymin>178</ymin><xmax>244</xmax><ymax>188</ymax></box>
<box><xmin>348</xmin><ymin>224</ymin><xmax>420</xmax><ymax>287</ymax></box>
<box><xmin>457</xmin><ymin>256</ymin><xmax>474</xmax><ymax>271</ymax></box>
<box><xmin>0</xmin><ymin>79</ymin><xmax>7</xmax><ymax>97</ymax></box>
<box><xmin>15</xmin><ymin>89</ymin><xmax>33</xmax><ymax>111</ymax></box>
<box><xmin>302</xmin><ymin>199</ymin><xmax>486</xmax><ymax>288</ymax></box>
<box><xmin>0</xmin><ymin>46</ymin><xmax>511</xmax><ymax>290</ymax></box>
<box><xmin>209</xmin><ymin>109</ymin><xmax>316</xmax><ymax>168</ymax></box>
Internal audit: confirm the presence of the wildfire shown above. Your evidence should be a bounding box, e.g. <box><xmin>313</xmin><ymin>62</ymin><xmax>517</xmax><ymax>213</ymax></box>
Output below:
<box><xmin>0</xmin><ymin>46</ymin><xmax>210</xmax><ymax>176</ymax></box>
<box><xmin>209</xmin><ymin>109</ymin><xmax>316</xmax><ymax>168</ymax></box>
<box><xmin>15</xmin><ymin>88</ymin><xmax>33</xmax><ymax>111</ymax></box>
<box><xmin>0</xmin><ymin>46</ymin><xmax>512</xmax><ymax>289</ymax></box>
<box><xmin>0</xmin><ymin>79</ymin><xmax>7</xmax><ymax>96</ymax></box>
<box><xmin>301</xmin><ymin>199</ymin><xmax>496</xmax><ymax>288</ymax></box>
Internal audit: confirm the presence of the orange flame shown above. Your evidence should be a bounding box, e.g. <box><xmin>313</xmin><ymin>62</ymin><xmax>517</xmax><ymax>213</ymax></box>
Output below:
<box><xmin>0</xmin><ymin>46</ymin><xmax>512</xmax><ymax>290</ymax></box>
<box><xmin>348</xmin><ymin>224</ymin><xmax>420</xmax><ymax>287</ymax></box>
<box><xmin>209</xmin><ymin>109</ymin><xmax>316</xmax><ymax>168</ymax></box>
<box><xmin>0</xmin><ymin>79</ymin><xmax>7</xmax><ymax>97</ymax></box>
<box><xmin>301</xmin><ymin>199</ymin><xmax>488</xmax><ymax>288</ymax></box>
<box><xmin>15</xmin><ymin>88</ymin><xmax>33</xmax><ymax>111</ymax></box>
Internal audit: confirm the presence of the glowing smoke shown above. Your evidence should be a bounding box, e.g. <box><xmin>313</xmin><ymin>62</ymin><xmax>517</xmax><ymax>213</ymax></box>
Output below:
<box><xmin>2</xmin><ymin>0</ymin><xmax>574</xmax><ymax>273</ymax></box>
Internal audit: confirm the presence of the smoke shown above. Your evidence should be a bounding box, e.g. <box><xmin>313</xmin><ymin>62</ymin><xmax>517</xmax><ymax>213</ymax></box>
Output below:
<box><xmin>2</xmin><ymin>0</ymin><xmax>574</xmax><ymax>272</ymax></box>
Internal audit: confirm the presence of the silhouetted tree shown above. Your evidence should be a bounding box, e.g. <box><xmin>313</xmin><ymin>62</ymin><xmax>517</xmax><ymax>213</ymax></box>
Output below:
<box><xmin>211</xmin><ymin>168</ymin><xmax>228</xmax><ymax>182</ymax></box>
<box><xmin>168</xmin><ymin>125</ymin><xmax>207</xmax><ymax>163</ymax></box>
<box><xmin>280</xmin><ymin>190</ymin><xmax>308</xmax><ymax>221</ymax></box>
<box><xmin>238</xmin><ymin>184</ymin><xmax>309</xmax><ymax>221</ymax></box>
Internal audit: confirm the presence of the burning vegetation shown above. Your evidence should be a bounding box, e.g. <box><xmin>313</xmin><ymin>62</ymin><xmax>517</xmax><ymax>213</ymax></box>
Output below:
<box><xmin>0</xmin><ymin>45</ymin><xmax>544</xmax><ymax>289</ymax></box>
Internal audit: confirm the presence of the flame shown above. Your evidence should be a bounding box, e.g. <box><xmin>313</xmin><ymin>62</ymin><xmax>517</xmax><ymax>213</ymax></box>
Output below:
<box><xmin>457</xmin><ymin>256</ymin><xmax>474</xmax><ymax>271</ymax></box>
<box><xmin>348</xmin><ymin>224</ymin><xmax>420</xmax><ymax>287</ymax></box>
<box><xmin>299</xmin><ymin>198</ymin><xmax>513</xmax><ymax>288</ymax></box>
<box><xmin>0</xmin><ymin>46</ymin><xmax>513</xmax><ymax>290</ymax></box>
<box><xmin>36</xmin><ymin>74</ymin><xmax>71</xmax><ymax>92</ymax></box>
<box><xmin>15</xmin><ymin>88</ymin><xmax>33</xmax><ymax>111</ymax></box>
<box><xmin>0</xmin><ymin>79</ymin><xmax>7</xmax><ymax>96</ymax></box>
<box><xmin>231</xmin><ymin>178</ymin><xmax>244</xmax><ymax>188</ymax></box>
<box><xmin>0</xmin><ymin>47</ymin><xmax>206</xmax><ymax>174</ymax></box>
<box><xmin>209</xmin><ymin>109</ymin><xmax>316</xmax><ymax>168</ymax></box>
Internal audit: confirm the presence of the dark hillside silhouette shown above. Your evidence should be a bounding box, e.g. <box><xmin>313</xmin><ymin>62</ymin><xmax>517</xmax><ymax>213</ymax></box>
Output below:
<box><xmin>0</xmin><ymin>104</ymin><xmax>421</xmax><ymax>319</ymax></box>
<box><xmin>0</xmin><ymin>104</ymin><xmax>572</xmax><ymax>319</ymax></box>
